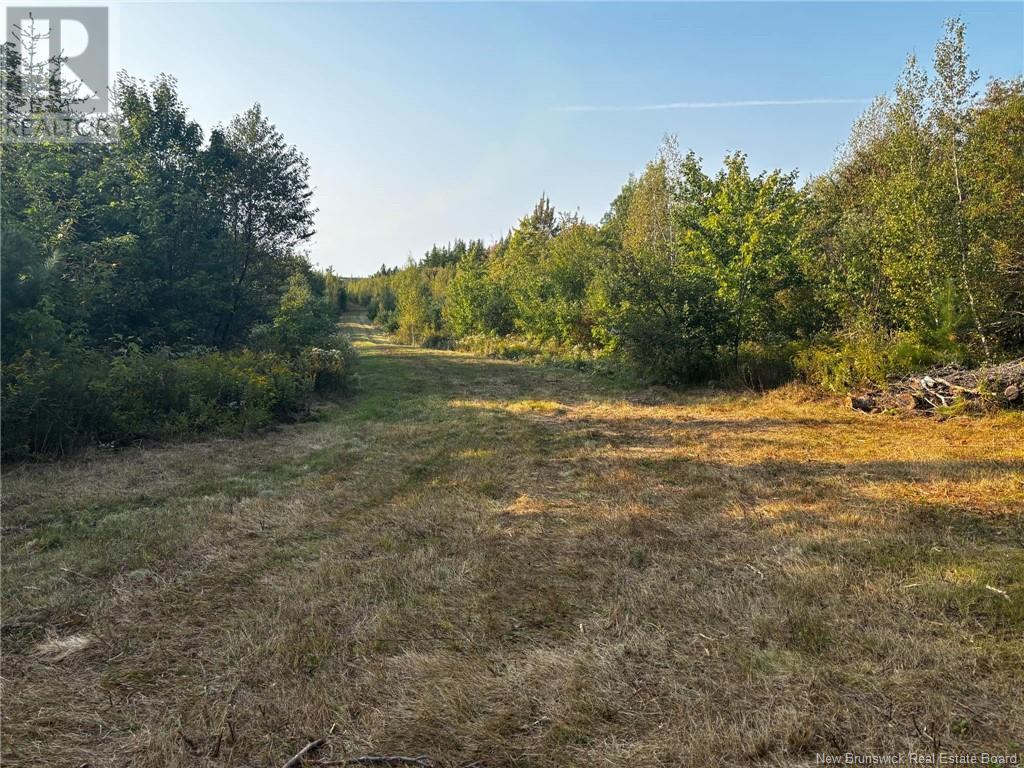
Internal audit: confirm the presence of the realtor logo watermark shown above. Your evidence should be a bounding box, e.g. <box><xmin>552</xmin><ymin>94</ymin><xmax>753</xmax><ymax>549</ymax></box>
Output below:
<box><xmin>2</xmin><ymin>4</ymin><xmax>117</xmax><ymax>142</ymax></box>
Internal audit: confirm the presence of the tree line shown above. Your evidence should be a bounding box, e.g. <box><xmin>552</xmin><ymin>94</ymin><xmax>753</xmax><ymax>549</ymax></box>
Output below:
<box><xmin>349</xmin><ymin>20</ymin><xmax>1022</xmax><ymax>388</ymax></box>
<box><xmin>1</xmin><ymin>35</ymin><xmax>353</xmax><ymax>459</ymax></box>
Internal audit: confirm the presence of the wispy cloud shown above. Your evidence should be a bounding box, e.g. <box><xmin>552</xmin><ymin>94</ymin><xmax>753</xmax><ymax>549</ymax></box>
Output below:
<box><xmin>554</xmin><ymin>98</ymin><xmax>872</xmax><ymax>113</ymax></box>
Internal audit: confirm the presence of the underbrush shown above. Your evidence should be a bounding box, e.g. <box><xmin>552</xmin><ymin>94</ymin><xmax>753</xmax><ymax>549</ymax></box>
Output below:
<box><xmin>795</xmin><ymin>328</ymin><xmax>969</xmax><ymax>393</ymax></box>
<box><xmin>454</xmin><ymin>334</ymin><xmax>802</xmax><ymax>391</ymax></box>
<box><xmin>2</xmin><ymin>271</ymin><xmax>359</xmax><ymax>461</ymax></box>
<box><xmin>729</xmin><ymin>342</ymin><xmax>802</xmax><ymax>390</ymax></box>
<box><xmin>1</xmin><ymin>336</ymin><xmax>357</xmax><ymax>461</ymax></box>
<box><xmin>366</xmin><ymin>313</ymin><xmax>1016</xmax><ymax>408</ymax></box>
<box><xmin>453</xmin><ymin>333</ymin><xmax>622</xmax><ymax>376</ymax></box>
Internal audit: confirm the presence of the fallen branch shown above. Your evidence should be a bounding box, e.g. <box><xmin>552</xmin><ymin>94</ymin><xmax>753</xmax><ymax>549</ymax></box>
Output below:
<box><xmin>331</xmin><ymin>757</ymin><xmax>435</xmax><ymax>767</ymax></box>
<box><xmin>985</xmin><ymin>584</ymin><xmax>1010</xmax><ymax>601</ymax></box>
<box><xmin>282</xmin><ymin>738</ymin><xmax>326</xmax><ymax>768</ymax></box>
<box><xmin>928</xmin><ymin>376</ymin><xmax>977</xmax><ymax>395</ymax></box>
<box><xmin>316</xmin><ymin>758</ymin><xmax>436</xmax><ymax>767</ymax></box>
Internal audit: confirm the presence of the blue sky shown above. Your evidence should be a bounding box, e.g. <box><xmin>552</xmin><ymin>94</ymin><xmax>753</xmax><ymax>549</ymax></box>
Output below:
<box><xmin>119</xmin><ymin>2</ymin><xmax>1024</xmax><ymax>276</ymax></box>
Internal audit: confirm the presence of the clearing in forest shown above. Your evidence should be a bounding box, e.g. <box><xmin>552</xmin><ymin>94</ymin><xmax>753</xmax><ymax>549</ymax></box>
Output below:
<box><xmin>2</xmin><ymin>318</ymin><xmax>1022</xmax><ymax>766</ymax></box>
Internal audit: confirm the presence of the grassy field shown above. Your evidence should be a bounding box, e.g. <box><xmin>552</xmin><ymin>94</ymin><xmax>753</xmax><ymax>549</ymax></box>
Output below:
<box><xmin>3</xmin><ymin>318</ymin><xmax>1023</xmax><ymax>767</ymax></box>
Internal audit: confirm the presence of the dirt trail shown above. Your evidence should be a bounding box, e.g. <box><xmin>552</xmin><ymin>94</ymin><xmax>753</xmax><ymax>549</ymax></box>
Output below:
<box><xmin>3</xmin><ymin>321</ymin><xmax>1023</xmax><ymax>766</ymax></box>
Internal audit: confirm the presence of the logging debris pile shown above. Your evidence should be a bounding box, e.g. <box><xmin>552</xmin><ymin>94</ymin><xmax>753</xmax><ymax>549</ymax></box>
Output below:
<box><xmin>847</xmin><ymin>358</ymin><xmax>1024</xmax><ymax>414</ymax></box>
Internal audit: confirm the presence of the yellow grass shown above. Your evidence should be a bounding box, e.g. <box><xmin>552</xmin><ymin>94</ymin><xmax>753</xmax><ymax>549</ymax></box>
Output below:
<box><xmin>2</xmin><ymin>320</ymin><xmax>1022</xmax><ymax>766</ymax></box>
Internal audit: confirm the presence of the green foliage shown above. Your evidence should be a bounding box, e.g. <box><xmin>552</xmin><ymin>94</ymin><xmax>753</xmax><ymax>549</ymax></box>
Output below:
<box><xmin>453</xmin><ymin>333</ymin><xmax>617</xmax><ymax>376</ymax></box>
<box><xmin>589</xmin><ymin>141</ymin><xmax>806</xmax><ymax>383</ymax></box>
<box><xmin>799</xmin><ymin>277</ymin><xmax>970</xmax><ymax>394</ymax></box>
<box><xmin>965</xmin><ymin>78</ymin><xmax>1024</xmax><ymax>349</ymax></box>
<box><xmin>422</xmin><ymin>238</ymin><xmax>486</xmax><ymax>268</ymax></box>
<box><xmin>250</xmin><ymin>273</ymin><xmax>338</xmax><ymax>354</ymax></box>
<box><xmin>444</xmin><ymin>256</ymin><xmax>514</xmax><ymax>337</ymax></box>
<box><xmin>0</xmin><ymin>65</ymin><xmax>353</xmax><ymax>460</ymax></box>
<box><xmin>0</xmin><ymin>69</ymin><xmax>317</xmax><ymax>350</ymax></box>
<box><xmin>348</xmin><ymin>273</ymin><xmax>397</xmax><ymax>324</ymax></box>
<box><xmin>2</xmin><ymin>345</ymin><xmax>106</xmax><ymax>459</ymax></box>
<box><xmin>795</xmin><ymin>325</ymin><xmax>967</xmax><ymax>393</ymax></box>
<box><xmin>602</xmin><ymin>259</ymin><xmax>729</xmax><ymax>384</ymax></box>
<box><xmin>321</xmin><ymin>270</ymin><xmax>349</xmax><ymax>313</ymax></box>
<box><xmin>807</xmin><ymin>21</ymin><xmax>1020</xmax><ymax>359</ymax></box>
<box><xmin>352</xmin><ymin>262</ymin><xmax>453</xmax><ymax>344</ymax></box>
<box><xmin>393</xmin><ymin>264</ymin><xmax>445</xmax><ymax>344</ymax></box>
<box><xmin>98</xmin><ymin>347</ymin><xmax>310</xmax><ymax>437</ymax></box>
<box><xmin>363</xmin><ymin>20</ymin><xmax>1021</xmax><ymax>391</ymax></box>
<box><xmin>3</xmin><ymin>18</ymin><xmax>1020</xmax><ymax>462</ymax></box>
<box><xmin>302</xmin><ymin>340</ymin><xmax>357</xmax><ymax>394</ymax></box>
<box><xmin>1</xmin><ymin>344</ymin><xmax>312</xmax><ymax>460</ymax></box>
<box><xmin>734</xmin><ymin>342</ymin><xmax>801</xmax><ymax>391</ymax></box>
<box><xmin>500</xmin><ymin>215</ymin><xmax>605</xmax><ymax>346</ymax></box>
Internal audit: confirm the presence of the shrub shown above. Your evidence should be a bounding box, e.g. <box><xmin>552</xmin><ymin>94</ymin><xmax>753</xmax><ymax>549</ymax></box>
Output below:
<box><xmin>1</xmin><ymin>345</ymin><xmax>107</xmax><ymax>459</ymax></box>
<box><xmin>366</xmin><ymin>296</ymin><xmax>380</xmax><ymax>321</ymax></box>
<box><xmin>421</xmin><ymin>334</ymin><xmax>453</xmax><ymax>350</ymax></box>
<box><xmin>454</xmin><ymin>333</ymin><xmax>617</xmax><ymax>377</ymax></box>
<box><xmin>94</xmin><ymin>347</ymin><xmax>313</xmax><ymax>440</ymax></box>
<box><xmin>444</xmin><ymin>258</ymin><xmax>515</xmax><ymax>337</ymax></box>
<box><xmin>302</xmin><ymin>334</ymin><xmax>357</xmax><ymax>394</ymax></box>
<box><xmin>605</xmin><ymin>268</ymin><xmax>729</xmax><ymax>385</ymax></box>
<box><xmin>250</xmin><ymin>273</ymin><xmax>338</xmax><ymax>355</ymax></box>
<box><xmin>795</xmin><ymin>327</ymin><xmax>968</xmax><ymax>392</ymax></box>
<box><xmin>375</xmin><ymin>308</ymin><xmax>399</xmax><ymax>334</ymax></box>
<box><xmin>732</xmin><ymin>342</ymin><xmax>800</xmax><ymax>390</ymax></box>
<box><xmin>1</xmin><ymin>345</ymin><xmax>324</xmax><ymax>460</ymax></box>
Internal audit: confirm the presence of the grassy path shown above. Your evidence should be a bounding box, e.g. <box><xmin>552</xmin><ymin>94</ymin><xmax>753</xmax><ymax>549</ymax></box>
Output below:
<box><xmin>3</xmin><ymin>319</ymin><xmax>1023</xmax><ymax>766</ymax></box>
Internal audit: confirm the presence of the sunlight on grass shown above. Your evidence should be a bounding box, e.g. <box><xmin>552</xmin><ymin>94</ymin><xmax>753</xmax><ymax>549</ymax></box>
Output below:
<box><xmin>3</xmin><ymin>329</ymin><xmax>1023</xmax><ymax>766</ymax></box>
<box><xmin>505</xmin><ymin>400</ymin><xmax>566</xmax><ymax>414</ymax></box>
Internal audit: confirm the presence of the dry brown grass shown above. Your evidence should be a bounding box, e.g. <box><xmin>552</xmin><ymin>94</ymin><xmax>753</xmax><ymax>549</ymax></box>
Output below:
<box><xmin>2</xmin><ymin>320</ymin><xmax>1022</xmax><ymax>767</ymax></box>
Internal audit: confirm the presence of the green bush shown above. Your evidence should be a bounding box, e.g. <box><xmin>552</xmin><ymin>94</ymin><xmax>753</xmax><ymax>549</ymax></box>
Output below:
<box><xmin>95</xmin><ymin>345</ymin><xmax>308</xmax><ymax>440</ymax></box>
<box><xmin>376</xmin><ymin>308</ymin><xmax>399</xmax><ymax>334</ymax></box>
<box><xmin>444</xmin><ymin>258</ymin><xmax>515</xmax><ymax>337</ymax></box>
<box><xmin>456</xmin><ymin>333</ymin><xmax>551</xmax><ymax>361</ymax></box>
<box><xmin>1</xmin><ymin>345</ymin><xmax>108</xmax><ymax>459</ymax></box>
<box><xmin>366</xmin><ymin>296</ymin><xmax>380</xmax><ymax>321</ymax></box>
<box><xmin>1</xmin><ymin>344</ymin><xmax>329</xmax><ymax>460</ymax></box>
<box><xmin>795</xmin><ymin>327</ymin><xmax>968</xmax><ymax>392</ymax></box>
<box><xmin>302</xmin><ymin>335</ymin><xmax>357</xmax><ymax>394</ymax></box>
<box><xmin>732</xmin><ymin>342</ymin><xmax>801</xmax><ymax>390</ymax></box>
<box><xmin>363</xmin><ymin>285</ymin><xmax>397</xmax><ymax>324</ymax></box>
<box><xmin>454</xmin><ymin>333</ymin><xmax>617</xmax><ymax>377</ymax></box>
<box><xmin>605</xmin><ymin>269</ymin><xmax>729</xmax><ymax>385</ymax></box>
<box><xmin>249</xmin><ymin>273</ymin><xmax>339</xmax><ymax>354</ymax></box>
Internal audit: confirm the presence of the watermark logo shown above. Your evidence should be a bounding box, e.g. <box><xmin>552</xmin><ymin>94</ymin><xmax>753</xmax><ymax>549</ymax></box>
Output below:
<box><xmin>816</xmin><ymin>753</ymin><xmax>1020</xmax><ymax>765</ymax></box>
<box><xmin>2</xmin><ymin>5</ymin><xmax>116</xmax><ymax>142</ymax></box>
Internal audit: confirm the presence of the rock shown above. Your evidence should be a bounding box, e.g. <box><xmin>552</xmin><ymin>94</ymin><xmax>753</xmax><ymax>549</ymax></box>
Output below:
<box><xmin>895</xmin><ymin>393</ymin><xmax>918</xmax><ymax>410</ymax></box>
<box><xmin>847</xmin><ymin>394</ymin><xmax>876</xmax><ymax>412</ymax></box>
<box><xmin>1004</xmin><ymin>384</ymin><xmax>1020</xmax><ymax>402</ymax></box>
